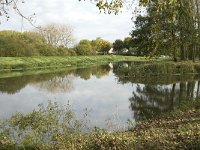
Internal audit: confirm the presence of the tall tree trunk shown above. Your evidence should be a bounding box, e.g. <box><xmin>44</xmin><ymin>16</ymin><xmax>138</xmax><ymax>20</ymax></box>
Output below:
<box><xmin>196</xmin><ymin>81</ymin><xmax>200</xmax><ymax>98</ymax></box>
<box><xmin>195</xmin><ymin>0</ymin><xmax>200</xmax><ymax>60</ymax></box>
<box><xmin>172</xmin><ymin>30</ymin><xmax>177</xmax><ymax>62</ymax></box>
<box><xmin>180</xmin><ymin>44</ymin><xmax>186</xmax><ymax>61</ymax></box>
<box><xmin>170</xmin><ymin>83</ymin><xmax>176</xmax><ymax>110</ymax></box>
<box><xmin>192</xmin><ymin>44</ymin><xmax>196</xmax><ymax>62</ymax></box>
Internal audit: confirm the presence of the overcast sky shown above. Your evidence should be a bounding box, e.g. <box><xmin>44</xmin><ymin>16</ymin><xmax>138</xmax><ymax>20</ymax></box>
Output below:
<box><xmin>0</xmin><ymin>0</ymin><xmax>135</xmax><ymax>42</ymax></box>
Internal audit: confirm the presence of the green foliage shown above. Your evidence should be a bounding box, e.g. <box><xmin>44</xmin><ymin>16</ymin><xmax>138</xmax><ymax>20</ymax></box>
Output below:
<box><xmin>131</xmin><ymin>15</ymin><xmax>151</xmax><ymax>56</ymax></box>
<box><xmin>113</xmin><ymin>39</ymin><xmax>124</xmax><ymax>54</ymax></box>
<box><xmin>0</xmin><ymin>101</ymin><xmax>88</xmax><ymax>149</ymax></box>
<box><xmin>0</xmin><ymin>55</ymin><xmax>143</xmax><ymax>71</ymax></box>
<box><xmin>123</xmin><ymin>37</ymin><xmax>133</xmax><ymax>50</ymax></box>
<box><xmin>114</xmin><ymin>61</ymin><xmax>200</xmax><ymax>76</ymax></box>
<box><xmin>131</xmin><ymin>0</ymin><xmax>200</xmax><ymax>61</ymax></box>
<box><xmin>100</xmin><ymin>41</ymin><xmax>111</xmax><ymax>54</ymax></box>
<box><xmin>75</xmin><ymin>40</ymin><xmax>96</xmax><ymax>55</ymax></box>
<box><xmin>112</xmin><ymin>61</ymin><xmax>200</xmax><ymax>87</ymax></box>
<box><xmin>122</xmin><ymin>37</ymin><xmax>135</xmax><ymax>56</ymax></box>
<box><xmin>91</xmin><ymin>38</ymin><xmax>112</xmax><ymax>55</ymax></box>
<box><xmin>57</xmin><ymin>46</ymin><xmax>76</xmax><ymax>56</ymax></box>
<box><xmin>74</xmin><ymin>38</ymin><xmax>112</xmax><ymax>55</ymax></box>
<box><xmin>79</xmin><ymin>0</ymin><xmax>123</xmax><ymax>14</ymax></box>
<box><xmin>91</xmin><ymin>37</ymin><xmax>102</xmax><ymax>51</ymax></box>
<box><xmin>0</xmin><ymin>30</ymin><xmax>76</xmax><ymax>57</ymax></box>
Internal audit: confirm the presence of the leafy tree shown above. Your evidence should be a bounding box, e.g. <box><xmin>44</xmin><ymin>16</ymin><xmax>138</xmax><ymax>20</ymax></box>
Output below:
<box><xmin>131</xmin><ymin>0</ymin><xmax>200</xmax><ymax>61</ymax></box>
<box><xmin>123</xmin><ymin>37</ymin><xmax>132</xmax><ymax>50</ymax></box>
<box><xmin>99</xmin><ymin>40</ymin><xmax>112</xmax><ymax>55</ymax></box>
<box><xmin>91</xmin><ymin>37</ymin><xmax>103</xmax><ymax>52</ymax></box>
<box><xmin>113</xmin><ymin>39</ymin><xmax>124</xmax><ymax>54</ymax></box>
<box><xmin>75</xmin><ymin>40</ymin><xmax>95</xmax><ymax>55</ymax></box>
<box><xmin>91</xmin><ymin>38</ymin><xmax>111</xmax><ymax>54</ymax></box>
<box><xmin>131</xmin><ymin>15</ymin><xmax>154</xmax><ymax>57</ymax></box>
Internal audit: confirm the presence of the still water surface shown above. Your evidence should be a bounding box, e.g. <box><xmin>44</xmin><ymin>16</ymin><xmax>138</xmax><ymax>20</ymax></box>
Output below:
<box><xmin>0</xmin><ymin>61</ymin><xmax>200</xmax><ymax>130</ymax></box>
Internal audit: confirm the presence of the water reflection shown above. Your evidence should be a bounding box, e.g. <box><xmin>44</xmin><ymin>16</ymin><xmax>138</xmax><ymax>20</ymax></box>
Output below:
<box><xmin>129</xmin><ymin>81</ymin><xmax>200</xmax><ymax>122</ymax></box>
<box><xmin>0</xmin><ymin>64</ymin><xmax>111</xmax><ymax>94</ymax></box>
<box><xmin>33</xmin><ymin>75</ymin><xmax>75</xmax><ymax>93</ymax></box>
<box><xmin>0</xmin><ymin>61</ymin><xmax>200</xmax><ymax>129</ymax></box>
<box><xmin>112</xmin><ymin>61</ymin><xmax>200</xmax><ymax>122</ymax></box>
<box><xmin>129</xmin><ymin>84</ymin><xmax>178</xmax><ymax>121</ymax></box>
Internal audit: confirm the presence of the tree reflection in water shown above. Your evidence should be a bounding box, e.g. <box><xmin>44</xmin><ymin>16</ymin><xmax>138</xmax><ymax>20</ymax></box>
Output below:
<box><xmin>0</xmin><ymin>64</ymin><xmax>111</xmax><ymax>94</ymax></box>
<box><xmin>33</xmin><ymin>75</ymin><xmax>75</xmax><ymax>93</ymax></box>
<box><xmin>112</xmin><ymin>61</ymin><xmax>200</xmax><ymax>122</ymax></box>
<box><xmin>1</xmin><ymin>61</ymin><xmax>200</xmax><ymax>126</ymax></box>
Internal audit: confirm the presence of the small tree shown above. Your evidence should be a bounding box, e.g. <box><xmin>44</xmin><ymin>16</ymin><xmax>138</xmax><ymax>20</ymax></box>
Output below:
<box><xmin>113</xmin><ymin>39</ymin><xmax>124</xmax><ymax>54</ymax></box>
<box><xmin>99</xmin><ymin>40</ymin><xmax>112</xmax><ymax>55</ymax></box>
<box><xmin>75</xmin><ymin>40</ymin><xmax>95</xmax><ymax>55</ymax></box>
<box><xmin>91</xmin><ymin>38</ymin><xmax>111</xmax><ymax>55</ymax></box>
<box><xmin>91</xmin><ymin>38</ymin><xmax>102</xmax><ymax>52</ymax></box>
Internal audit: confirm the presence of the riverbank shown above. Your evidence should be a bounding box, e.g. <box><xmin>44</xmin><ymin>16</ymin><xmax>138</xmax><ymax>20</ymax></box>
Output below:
<box><xmin>0</xmin><ymin>56</ymin><xmax>145</xmax><ymax>71</ymax></box>
<box><xmin>82</xmin><ymin>98</ymin><xmax>200</xmax><ymax>150</ymax></box>
<box><xmin>0</xmin><ymin>99</ymin><xmax>200</xmax><ymax>150</ymax></box>
<box><xmin>85</xmin><ymin>110</ymin><xmax>200</xmax><ymax>150</ymax></box>
<box><xmin>115</xmin><ymin>60</ymin><xmax>200</xmax><ymax>75</ymax></box>
<box><xmin>2</xmin><ymin>56</ymin><xmax>200</xmax><ymax>75</ymax></box>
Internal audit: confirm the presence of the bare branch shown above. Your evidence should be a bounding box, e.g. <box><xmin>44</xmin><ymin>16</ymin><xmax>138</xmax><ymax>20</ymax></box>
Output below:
<box><xmin>0</xmin><ymin>0</ymin><xmax>37</xmax><ymax>28</ymax></box>
<box><xmin>36</xmin><ymin>23</ymin><xmax>75</xmax><ymax>48</ymax></box>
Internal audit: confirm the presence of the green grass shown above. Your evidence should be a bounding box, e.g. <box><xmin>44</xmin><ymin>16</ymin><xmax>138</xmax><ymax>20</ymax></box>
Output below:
<box><xmin>119</xmin><ymin>60</ymin><xmax>200</xmax><ymax>75</ymax></box>
<box><xmin>0</xmin><ymin>56</ymin><xmax>146</xmax><ymax>71</ymax></box>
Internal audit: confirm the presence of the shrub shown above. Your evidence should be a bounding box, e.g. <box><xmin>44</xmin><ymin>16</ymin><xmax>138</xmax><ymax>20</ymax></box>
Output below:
<box><xmin>75</xmin><ymin>40</ymin><xmax>96</xmax><ymax>55</ymax></box>
<box><xmin>0</xmin><ymin>30</ymin><xmax>76</xmax><ymax>57</ymax></box>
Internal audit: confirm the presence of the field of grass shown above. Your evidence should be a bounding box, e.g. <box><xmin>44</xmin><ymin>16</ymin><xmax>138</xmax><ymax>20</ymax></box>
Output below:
<box><xmin>0</xmin><ymin>55</ymin><xmax>146</xmax><ymax>71</ymax></box>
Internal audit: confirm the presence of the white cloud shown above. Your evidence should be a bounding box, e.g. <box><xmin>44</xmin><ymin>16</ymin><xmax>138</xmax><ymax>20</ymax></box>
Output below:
<box><xmin>0</xmin><ymin>0</ymin><xmax>134</xmax><ymax>42</ymax></box>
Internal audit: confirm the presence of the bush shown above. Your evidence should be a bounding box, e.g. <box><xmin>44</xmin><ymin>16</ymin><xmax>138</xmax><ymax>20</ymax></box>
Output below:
<box><xmin>56</xmin><ymin>46</ymin><xmax>76</xmax><ymax>56</ymax></box>
<box><xmin>0</xmin><ymin>30</ymin><xmax>76</xmax><ymax>57</ymax></box>
<box><xmin>75</xmin><ymin>40</ymin><xmax>96</xmax><ymax>55</ymax></box>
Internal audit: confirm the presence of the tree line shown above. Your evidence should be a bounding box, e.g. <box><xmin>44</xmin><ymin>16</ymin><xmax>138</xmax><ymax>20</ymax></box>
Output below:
<box><xmin>4</xmin><ymin>0</ymin><xmax>199</xmax><ymax>60</ymax></box>
<box><xmin>131</xmin><ymin>0</ymin><xmax>200</xmax><ymax>61</ymax></box>
<box><xmin>0</xmin><ymin>23</ymin><xmax>134</xmax><ymax>57</ymax></box>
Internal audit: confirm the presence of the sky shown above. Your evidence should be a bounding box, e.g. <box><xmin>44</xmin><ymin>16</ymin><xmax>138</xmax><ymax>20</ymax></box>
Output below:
<box><xmin>0</xmin><ymin>0</ymin><xmax>135</xmax><ymax>43</ymax></box>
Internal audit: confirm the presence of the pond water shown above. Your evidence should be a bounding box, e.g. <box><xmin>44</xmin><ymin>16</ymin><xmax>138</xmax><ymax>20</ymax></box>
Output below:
<box><xmin>0</xmin><ymin>61</ymin><xmax>200</xmax><ymax>130</ymax></box>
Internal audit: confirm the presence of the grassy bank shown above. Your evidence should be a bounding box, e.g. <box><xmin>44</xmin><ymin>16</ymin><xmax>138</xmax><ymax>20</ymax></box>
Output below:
<box><xmin>111</xmin><ymin>61</ymin><xmax>200</xmax><ymax>85</ymax></box>
<box><xmin>136</xmin><ymin>61</ymin><xmax>200</xmax><ymax>74</ymax></box>
<box><xmin>2</xmin><ymin>56</ymin><xmax>200</xmax><ymax>75</ymax></box>
<box><xmin>0</xmin><ymin>56</ymin><xmax>145</xmax><ymax>71</ymax></box>
<box><xmin>115</xmin><ymin>61</ymin><xmax>200</xmax><ymax>75</ymax></box>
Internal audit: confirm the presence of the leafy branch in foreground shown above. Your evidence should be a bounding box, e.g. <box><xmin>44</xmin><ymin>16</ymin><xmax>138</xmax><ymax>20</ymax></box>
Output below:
<box><xmin>79</xmin><ymin>0</ymin><xmax>123</xmax><ymax>14</ymax></box>
<box><xmin>0</xmin><ymin>101</ymin><xmax>89</xmax><ymax>149</ymax></box>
